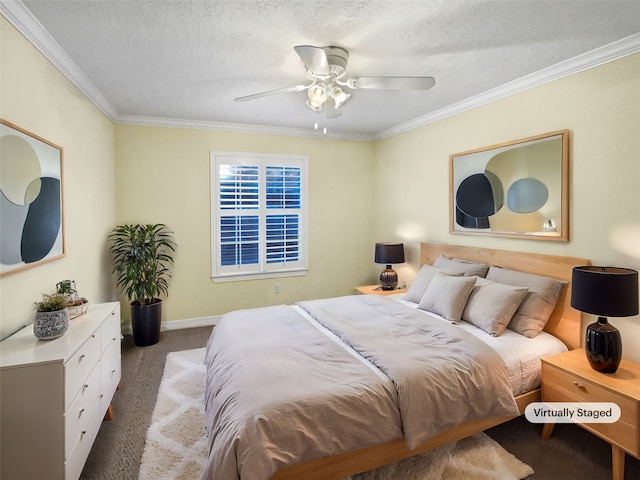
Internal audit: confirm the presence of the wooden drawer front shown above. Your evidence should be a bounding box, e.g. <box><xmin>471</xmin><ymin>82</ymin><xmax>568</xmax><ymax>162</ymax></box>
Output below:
<box><xmin>100</xmin><ymin>308</ymin><xmax>120</xmax><ymax>354</ymax></box>
<box><xmin>543</xmin><ymin>364</ymin><xmax>639</xmax><ymax>455</ymax></box>
<box><xmin>543</xmin><ymin>382</ymin><xmax>638</xmax><ymax>454</ymax></box>
<box><xmin>65</xmin><ymin>332</ymin><xmax>100</xmax><ymax>410</ymax></box>
<box><xmin>64</xmin><ymin>363</ymin><xmax>100</xmax><ymax>459</ymax></box>
<box><xmin>65</xmin><ymin>399</ymin><xmax>103</xmax><ymax>480</ymax></box>
<box><xmin>542</xmin><ymin>364</ymin><xmax>637</xmax><ymax>424</ymax></box>
<box><xmin>100</xmin><ymin>339</ymin><xmax>121</xmax><ymax>414</ymax></box>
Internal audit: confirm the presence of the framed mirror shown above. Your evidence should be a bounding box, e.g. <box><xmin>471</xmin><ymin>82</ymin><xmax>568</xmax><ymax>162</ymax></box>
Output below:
<box><xmin>450</xmin><ymin>130</ymin><xmax>569</xmax><ymax>241</ymax></box>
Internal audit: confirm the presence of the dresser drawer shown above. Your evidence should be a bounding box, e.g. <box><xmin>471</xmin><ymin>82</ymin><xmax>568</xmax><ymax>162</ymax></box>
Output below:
<box><xmin>100</xmin><ymin>307</ymin><xmax>121</xmax><ymax>354</ymax></box>
<box><xmin>101</xmin><ymin>338</ymin><xmax>121</xmax><ymax>414</ymax></box>
<box><xmin>64</xmin><ymin>363</ymin><xmax>100</xmax><ymax>459</ymax></box>
<box><xmin>65</xmin><ymin>399</ymin><xmax>103</xmax><ymax>480</ymax></box>
<box><xmin>65</xmin><ymin>332</ymin><xmax>100</xmax><ymax>410</ymax></box>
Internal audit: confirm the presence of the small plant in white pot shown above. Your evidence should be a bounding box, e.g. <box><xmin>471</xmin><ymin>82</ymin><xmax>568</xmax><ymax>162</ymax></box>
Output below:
<box><xmin>33</xmin><ymin>293</ymin><xmax>70</xmax><ymax>340</ymax></box>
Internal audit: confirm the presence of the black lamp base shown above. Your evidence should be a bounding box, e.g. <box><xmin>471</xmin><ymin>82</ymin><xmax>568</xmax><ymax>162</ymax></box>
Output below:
<box><xmin>379</xmin><ymin>265</ymin><xmax>398</xmax><ymax>291</ymax></box>
<box><xmin>585</xmin><ymin>317</ymin><xmax>622</xmax><ymax>373</ymax></box>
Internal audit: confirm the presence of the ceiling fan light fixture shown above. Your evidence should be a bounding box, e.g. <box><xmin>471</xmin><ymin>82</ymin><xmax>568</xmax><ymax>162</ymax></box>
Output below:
<box><xmin>235</xmin><ymin>45</ymin><xmax>435</xmax><ymax>115</ymax></box>
<box><xmin>306</xmin><ymin>98</ymin><xmax>323</xmax><ymax>112</ymax></box>
<box><xmin>329</xmin><ymin>86</ymin><xmax>350</xmax><ymax>108</ymax></box>
<box><xmin>307</xmin><ymin>84</ymin><xmax>326</xmax><ymax>103</ymax></box>
<box><xmin>306</xmin><ymin>83</ymin><xmax>326</xmax><ymax>111</ymax></box>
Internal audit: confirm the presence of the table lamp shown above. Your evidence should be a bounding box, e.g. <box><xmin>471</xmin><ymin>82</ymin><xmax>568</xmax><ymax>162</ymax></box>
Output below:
<box><xmin>571</xmin><ymin>266</ymin><xmax>639</xmax><ymax>373</ymax></box>
<box><xmin>374</xmin><ymin>242</ymin><xmax>405</xmax><ymax>290</ymax></box>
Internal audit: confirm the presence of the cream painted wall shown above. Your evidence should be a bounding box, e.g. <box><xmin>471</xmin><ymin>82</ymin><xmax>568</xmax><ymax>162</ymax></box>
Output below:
<box><xmin>114</xmin><ymin>125</ymin><xmax>375</xmax><ymax>323</ymax></box>
<box><xmin>0</xmin><ymin>18</ymin><xmax>116</xmax><ymax>340</ymax></box>
<box><xmin>374</xmin><ymin>53</ymin><xmax>640</xmax><ymax>362</ymax></box>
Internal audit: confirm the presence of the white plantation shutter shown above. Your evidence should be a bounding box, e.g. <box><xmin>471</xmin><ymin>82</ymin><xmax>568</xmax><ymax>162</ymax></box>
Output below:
<box><xmin>218</xmin><ymin>164</ymin><xmax>259</xmax><ymax>269</ymax></box>
<box><xmin>211</xmin><ymin>152</ymin><xmax>308</xmax><ymax>280</ymax></box>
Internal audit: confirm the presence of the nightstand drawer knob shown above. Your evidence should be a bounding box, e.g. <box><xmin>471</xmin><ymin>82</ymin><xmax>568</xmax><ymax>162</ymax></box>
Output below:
<box><xmin>572</xmin><ymin>381</ymin><xmax>585</xmax><ymax>390</ymax></box>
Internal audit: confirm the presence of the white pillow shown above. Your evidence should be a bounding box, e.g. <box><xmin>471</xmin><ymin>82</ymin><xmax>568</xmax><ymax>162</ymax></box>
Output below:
<box><xmin>462</xmin><ymin>278</ymin><xmax>529</xmax><ymax>336</ymax></box>
<box><xmin>486</xmin><ymin>266</ymin><xmax>564</xmax><ymax>338</ymax></box>
<box><xmin>433</xmin><ymin>254</ymin><xmax>489</xmax><ymax>277</ymax></box>
<box><xmin>418</xmin><ymin>272</ymin><xmax>476</xmax><ymax>323</ymax></box>
<box><xmin>404</xmin><ymin>265</ymin><xmax>464</xmax><ymax>303</ymax></box>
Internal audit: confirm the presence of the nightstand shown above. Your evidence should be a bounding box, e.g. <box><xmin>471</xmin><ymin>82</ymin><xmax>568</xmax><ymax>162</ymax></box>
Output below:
<box><xmin>541</xmin><ymin>348</ymin><xmax>640</xmax><ymax>480</ymax></box>
<box><xmin>354</xmin><ymin>285</ymin><xmax>407</xmax><ymax>296</ymax></box>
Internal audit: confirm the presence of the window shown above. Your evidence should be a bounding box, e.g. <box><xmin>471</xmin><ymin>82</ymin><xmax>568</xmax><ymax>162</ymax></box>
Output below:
<box><xmin>211</xmin><ymin>152</ymin><xmax>308</xmax><ymax>281</ymax></box>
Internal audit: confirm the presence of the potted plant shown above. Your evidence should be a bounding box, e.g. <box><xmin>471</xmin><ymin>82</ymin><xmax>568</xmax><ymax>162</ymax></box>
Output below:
<box><xmin>108</xmin><ymin>223</ymin><xmax>176</xmax><ymax>346</ymax></box>
<box><xmin>33</xmin><ymin>293</ymin><xmax>71</xmax><ymax>340</ymax></box>
<box><xmin>56</xmin><ymin>279</ymin><xmax>89</xmax><ymax>318</ymax></box>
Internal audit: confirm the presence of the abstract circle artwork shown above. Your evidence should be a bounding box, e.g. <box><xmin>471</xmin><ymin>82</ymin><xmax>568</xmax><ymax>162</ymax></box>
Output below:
<box><xmin>1</xmin><ymin>121</ymin><xmax>64</xmax><ymax>276</ymax></box>
<box><xmin>506</xmin><ymin>178</ymin><xmax>548</xmax><ymax>214</ymax></box>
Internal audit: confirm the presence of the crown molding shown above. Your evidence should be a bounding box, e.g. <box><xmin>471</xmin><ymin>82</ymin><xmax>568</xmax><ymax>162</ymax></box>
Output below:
<box><xmin>3</xmin><ymin>2</ymin><xmax>639</xmax><ymax>143</ymax></box>
<box><xmin>374</xmin><ymin>33</ymin><xmax>640</xmax><ymax>141</ymax></box>
<box><xmin>0</xmin><ymin>0</ymin><xmax>119</xmax><ymax>120</ymax></box>
<box><xmin>116</xmin><ymin>114</ymin><xmax>374</xmax><ymax>141</ymax></box>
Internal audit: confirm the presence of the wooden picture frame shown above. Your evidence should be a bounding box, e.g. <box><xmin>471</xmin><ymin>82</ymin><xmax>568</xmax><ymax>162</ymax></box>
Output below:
<box><xmin>450</xmin><ymin>130</ymin><xmax>570</xmax><ymax>241</ymax></box>
<box><xmin>0</xmin><ymin>120</ymin><xmax>65</xmax><ymax>277</ymax></box>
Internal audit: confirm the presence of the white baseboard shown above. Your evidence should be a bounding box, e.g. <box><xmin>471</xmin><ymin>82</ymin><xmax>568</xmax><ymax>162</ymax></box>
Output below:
<box><xmin>120</xmin><ymin>315</ymin><xmax>221</xmax><ymax>336</ymax></box>
<box><xmin>162</xmin><ymin>315</ymin><xmax>221</xmax><ymax>331</ymax></box>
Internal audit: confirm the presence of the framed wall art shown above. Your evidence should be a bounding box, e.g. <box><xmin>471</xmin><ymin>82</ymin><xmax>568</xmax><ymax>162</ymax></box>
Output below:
<box><xmin>1</xmin><ymin>119</ymin><xmax>65</xmax><ymax>277</ymax></box>
<box><xmin>450</xmin><ymin>130</ymin><xmax>569</xmax><ymax>241</ymax></box>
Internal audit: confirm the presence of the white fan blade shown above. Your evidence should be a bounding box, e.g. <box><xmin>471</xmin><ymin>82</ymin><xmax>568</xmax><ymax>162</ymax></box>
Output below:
<box><xmin>234</xmin><ymin>85</ymin><xmax>307</xmax><ymax>102</ymax></box>
<box><xmin>346</xmin><ymin>76</ymin><xmax>435</xmax><ymax>90</ymax></box>
<box><xmin>294</xmin><ymin>45</ymin><xmax>330</xmax><ymax>76</ymax></box>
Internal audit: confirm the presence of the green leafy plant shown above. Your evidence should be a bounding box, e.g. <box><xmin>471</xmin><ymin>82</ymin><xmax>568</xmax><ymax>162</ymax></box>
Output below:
<box><xmin>56</xmin><ymin>280</ymin><xmax>75</xmax><ymax>296</ymax></box>
<box><xmin>108</xmin><ymin>224</ymin><xmax>176</xmax><ymax>306</ymax></box>
<box><xmin>34</xmin><ymin>293</ymin><xmax>69</xmax><ymax>312</ymax></box>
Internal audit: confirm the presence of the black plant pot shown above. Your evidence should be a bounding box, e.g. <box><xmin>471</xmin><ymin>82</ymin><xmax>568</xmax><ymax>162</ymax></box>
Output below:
<box><xmin>130</xmin><ymin>299</ymin><xmax>162</xmax><ymax>347</ymax></box>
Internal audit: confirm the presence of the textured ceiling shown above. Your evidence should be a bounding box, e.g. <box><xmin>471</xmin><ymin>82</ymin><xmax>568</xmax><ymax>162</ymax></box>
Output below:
<box><xmin>7</xmin><ymin>0</ymin><xmax>640</xmax><ymax>139</ymax></box>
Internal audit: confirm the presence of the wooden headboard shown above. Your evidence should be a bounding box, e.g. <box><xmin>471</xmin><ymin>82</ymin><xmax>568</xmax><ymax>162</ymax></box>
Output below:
<box><xmin>420</xmin><ymin>242</ymin><xmax>591</xmax><ymax>350</ymax></box>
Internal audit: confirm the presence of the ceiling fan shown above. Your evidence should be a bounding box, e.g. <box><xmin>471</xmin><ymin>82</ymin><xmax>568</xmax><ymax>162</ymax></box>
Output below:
<box><xmin>234</xmin><ymin>45</ymin><xmax>435</xmax><ymax>114</ymax></box>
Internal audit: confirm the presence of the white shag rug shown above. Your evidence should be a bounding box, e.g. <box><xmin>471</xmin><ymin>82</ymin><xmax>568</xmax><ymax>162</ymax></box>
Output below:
<box><xmin>139</xmin><ymin>348</ymin><xmax>533</xmax><ymax>480</ymax></box>
<box><xmin>138</xmin><ymin>348</ymin><xmax>208</xmax><ymax>480</ymax></box>
<box><xmin>348</xmin><ymin>433</ymin><xmax>533</xmax><ymax>480</ymax></box>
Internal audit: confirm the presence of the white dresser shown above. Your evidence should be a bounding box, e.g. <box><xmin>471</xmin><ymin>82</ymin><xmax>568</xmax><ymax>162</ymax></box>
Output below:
<box><xmin>0</xmin><ymin>302</ymin><xmax>121</xmax><ymax>480</ymax></box>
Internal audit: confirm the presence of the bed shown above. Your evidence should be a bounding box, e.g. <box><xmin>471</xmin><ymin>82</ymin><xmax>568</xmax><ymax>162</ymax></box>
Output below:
<box><xmin>202</xmin><ymin>243</ymin><xmax>591</xmax><ymax>480</ymax></box>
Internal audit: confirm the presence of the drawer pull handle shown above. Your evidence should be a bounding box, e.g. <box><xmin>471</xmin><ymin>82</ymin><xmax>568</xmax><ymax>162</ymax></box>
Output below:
<box><xmin>111</xmin><ymin>369</ymin><xmax>116</xmax><ymax>373</ymax></box>
<box><xmin>572</xmin><ymin>381</ymin><xmax>585</xmax><ymax>390</ymax></box>
<box><xmin>81</xmin><ymin>430</ymin><xmax>86</xmax><ymax>436</ymax></box>
<box><xmin>83</xmin><ymin>383</ymin><xmax>89</xmax><ymax>389</ymax></box>
<box><xmin>79</xmin><ymin>354</ymin><xmax>86</xmax><ymax>361</ymax></box>
<box><xmin>80</xmin><ymin>408</ymin><xmax>85</xmax><ymax>415</ymax></box>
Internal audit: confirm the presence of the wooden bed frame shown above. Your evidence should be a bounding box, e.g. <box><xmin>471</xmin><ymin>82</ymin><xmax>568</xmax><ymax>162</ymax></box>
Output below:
<box><xmin>270</xmin><ymin>242</ymin><xmax>591</xmax><ymax>480</ymax></box>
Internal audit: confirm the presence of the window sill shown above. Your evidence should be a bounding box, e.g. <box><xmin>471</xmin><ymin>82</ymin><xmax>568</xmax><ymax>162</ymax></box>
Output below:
<box><xmin>212</xmin><ymin>269</ymin><xmax>308</xmax><ymax>283</ymax></box>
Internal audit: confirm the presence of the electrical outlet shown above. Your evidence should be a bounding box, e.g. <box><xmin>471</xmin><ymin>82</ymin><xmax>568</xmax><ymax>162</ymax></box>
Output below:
<box><xmin>274</xmin><ymin>283</ymin><xmax>280</xmax><ymax>293</ymax></box>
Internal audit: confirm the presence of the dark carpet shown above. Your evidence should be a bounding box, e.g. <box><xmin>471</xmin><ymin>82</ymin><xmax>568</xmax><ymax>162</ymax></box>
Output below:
<box><xmin>80</xmin><ymin>327</ymin><xmax>639</xmax><ymax>479</ymax></box>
